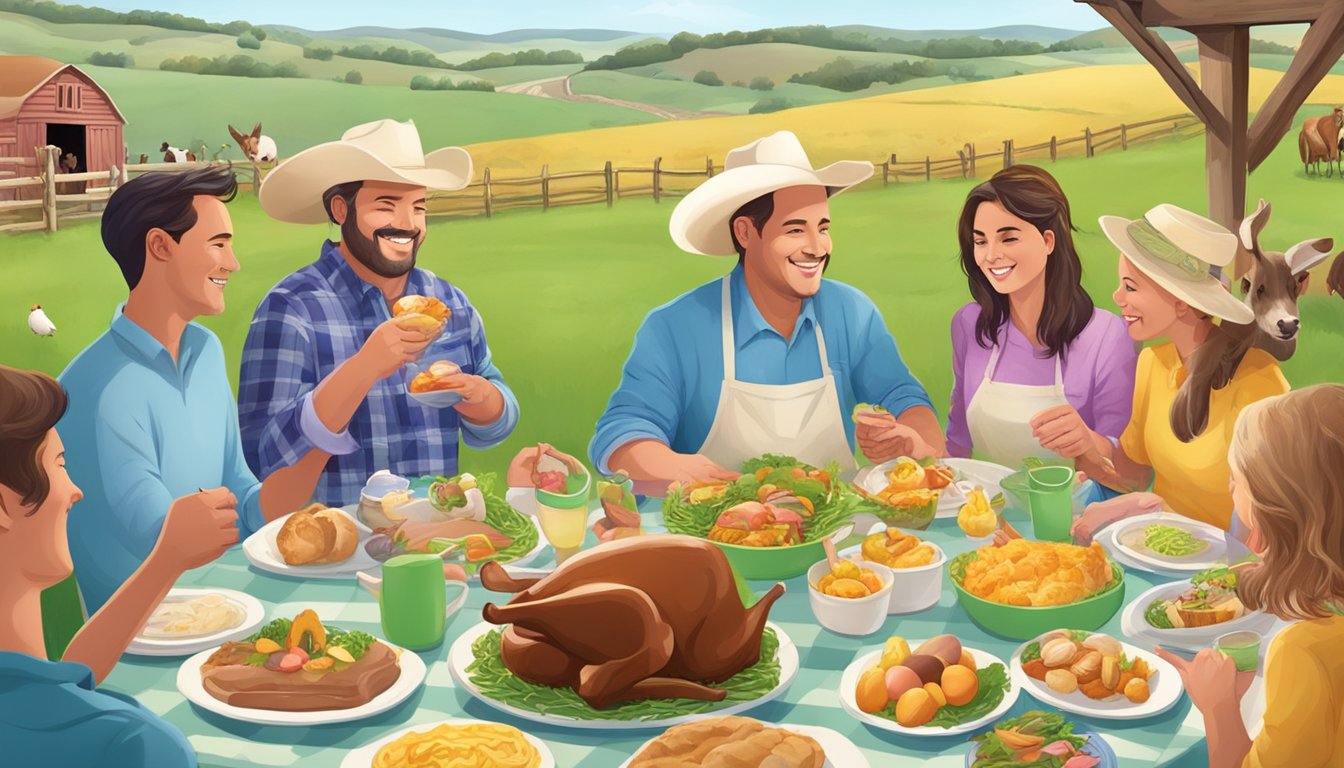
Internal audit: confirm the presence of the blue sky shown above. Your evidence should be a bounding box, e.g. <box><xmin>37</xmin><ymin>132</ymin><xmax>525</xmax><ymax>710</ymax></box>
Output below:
<box><xmin>78</xmin><ymin>1</ymin><xmax>1107</xmax><ymax>34</ymax></box>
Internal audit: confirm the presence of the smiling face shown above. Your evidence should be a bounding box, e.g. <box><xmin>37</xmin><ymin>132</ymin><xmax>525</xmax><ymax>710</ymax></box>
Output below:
<box><xmin>1112</xmin><ymin>256</ymin><xmax>1184</xmax><ymax>342</ymax></box>
<box><xmin>971</xmin><ymin>200</ymin><xmax>1054</xmax><ymax>296</ymax></box>
<box><xmin>736</xmin><ymin>185</ymin><xmax>832</xmax><ymax>300</ymax></box>
<box><xmin>1</xmin><ymin>430</ymin><xmax>84</xmax><ymax>586</ymax></box>
<box><xmin>332</xmin><ymin>180</ymin><xmax>428</xmax><ymax>279</ymax></box>
<box><xmin>150</xmin><ymin>195</ymin><xmax>237</xmax><ymax>317</ymax></box>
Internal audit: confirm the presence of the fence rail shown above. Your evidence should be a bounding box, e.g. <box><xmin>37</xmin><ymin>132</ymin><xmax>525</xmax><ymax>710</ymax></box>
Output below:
<box><xmin>1</xmin><ymin>114</ymin><xmax>1201</xmax><ymax>234</ymax></box>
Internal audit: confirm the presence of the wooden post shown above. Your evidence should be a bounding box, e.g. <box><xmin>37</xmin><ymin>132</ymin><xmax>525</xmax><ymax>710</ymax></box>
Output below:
<box><xmin>1198</xmin><ymin>26</ymin><xmax>1250</xmax><ymax>278</ymax></box>
<box><xmin>614</xmin><ymin>169</ymin><xmax>621</xmax><ymax>198</ymax></box>
<box><xmin>706</xmin><ymin>157</ymin><xmax>714</xmax><ymax>178</ymax></box>
<box><xmin>968</xmin><ymin>145</ymin><xmax>976</xmax><ymax>176</ymax></box>
<box><xmin>483</xmin><ymin>167</ymin><xmax>493</xmax><ymax>218</ymax></box>
<box><xmin>41</xmin><ymin>145</ymin><xmax>57</xmax><ymax>233</ymax></box>
<box><xmin>541</xmin><ymin>164</ymin><xmax>550</xmax><ymax>211</ymax></box>
<box><xmin>653</xmin><ymin>156</ymin><xmax>662</xmax><ymax>203</ymax></box>
<box><xmin>924</xmin><ymin>155</ymin><xmax>931</xmax><ymax>181</ymax></box>
<box><xmin>120</xmin><ymin>163</ymin><xmax>129</xmax><ymax>186</ymax></box>
<box><xmin>889</xmin><ymin>153</ymin><xmax>898</xmax><ymax>184</ymax></box>
<box><xmin>1050</xmin><ymin>135</ymin><xmax>1058</xmax><ymax>162</ymax></box>
<box><xmin>881</xmin><ymin>160</ymin><xmax>889</xmax><ymax>187</ymax></box>
<box><xmin>1003</xmin><ymin>139</ymin><xmax>1014</xmax><ymax>169</ymax></box>
<box><xmin>604</xmin><ymin>161</ymin><xmax>614</xmax><ymax>207</ymax></box>
<box><xmin>1085</xmin><ymin>128</ymin><xmax>1093</xmax><ymax>157</ymax></box>
<box><xmin>1121</xmin><ymin>123</ymin><xmax>1129</xmax><ymax>150</ymax></box>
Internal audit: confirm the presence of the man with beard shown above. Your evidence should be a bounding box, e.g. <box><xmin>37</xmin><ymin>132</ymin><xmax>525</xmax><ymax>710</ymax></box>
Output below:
<box><xmin>590</xmin><ymin>132</ymin><xmax>944</xmax><ymax>491</ymax></box>
<box><xmin>239</xmin><ymin>119</ymin><xmax>518</xmax><ymax>506</ymax></box>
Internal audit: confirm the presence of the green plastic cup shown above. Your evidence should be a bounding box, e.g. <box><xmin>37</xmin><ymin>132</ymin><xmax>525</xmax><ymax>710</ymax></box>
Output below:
<box><xmin>1027</xmin><ymin>465</ymin><xmax>1075</xmax><ymax>542</ymax></box>
<box><xmin>1216</xmin><ymin>630</ymin><xmax>1261</xmax><ymax>672</ymax></box>
<box><xmin>378</xmin><ymin>554</ymin><xmax>465</xmax><ymax>650</ymax></box>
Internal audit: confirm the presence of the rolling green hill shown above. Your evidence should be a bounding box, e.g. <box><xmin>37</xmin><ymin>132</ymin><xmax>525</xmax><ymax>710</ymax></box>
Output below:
<box><xmin>831</xmin><ymin>24</ymin><xmax>1092</xmax><ymax>44</ymax></box>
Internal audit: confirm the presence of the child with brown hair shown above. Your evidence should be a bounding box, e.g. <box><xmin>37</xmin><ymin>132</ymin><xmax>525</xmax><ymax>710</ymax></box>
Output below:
<box><xmin>1157</xmin><ymin>383</ymin><xmax>1344</xmax><ymax>767</ymax></box>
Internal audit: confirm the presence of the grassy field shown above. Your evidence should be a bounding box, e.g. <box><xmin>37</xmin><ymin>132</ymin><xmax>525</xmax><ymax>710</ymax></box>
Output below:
<box><xmin>6</xmin><ymin>128</ymin><xmax>1344</xmax><ymax>480</ymax></box>
<box><xmin>569</xmin><ymin>70</ymin><xmax>881</xmax><ymax>114</ymax></box>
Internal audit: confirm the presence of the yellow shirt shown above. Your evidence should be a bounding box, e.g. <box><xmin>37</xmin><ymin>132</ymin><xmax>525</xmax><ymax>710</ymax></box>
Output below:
<box><xmin>1244</xmin><ymin>615</ymin><xmax>1344</xmax><ymax>767</ymax></box>
<box><xmin>1119</xmin><ymin>342</ymin><xmax>1288</xmax><ymax>530</ymax></box>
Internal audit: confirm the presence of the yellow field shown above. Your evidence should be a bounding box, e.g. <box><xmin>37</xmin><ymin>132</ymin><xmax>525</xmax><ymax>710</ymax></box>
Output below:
<box><xmin>462</xmin><ymin>64</ymin><xmax>1344</xmax><ymax>174</ymax></box>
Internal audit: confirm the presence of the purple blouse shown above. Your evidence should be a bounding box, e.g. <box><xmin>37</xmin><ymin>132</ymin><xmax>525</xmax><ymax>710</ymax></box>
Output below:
<box><xmin>947</xmin><ymin>303</ymin><xmax>1139</xmax><ymax>458</ymax></box>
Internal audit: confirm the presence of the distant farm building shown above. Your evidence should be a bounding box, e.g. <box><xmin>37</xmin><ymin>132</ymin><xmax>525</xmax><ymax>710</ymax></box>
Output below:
<box><xmin>0</xmin><ymin>55</ymin><xmax>126</xmax><ymax>200</ymax></box>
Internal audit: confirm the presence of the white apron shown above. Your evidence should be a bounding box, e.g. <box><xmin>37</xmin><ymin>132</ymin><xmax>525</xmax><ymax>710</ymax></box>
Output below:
<box><xmin>966</xmin><ymin>341</ymin><xmax>1070</xmax><ymax>468</ymax></box>
<box><xmin>698</xmin><ymin>277</ymin><xmax>857</xmax><ymax>472</ymax></box>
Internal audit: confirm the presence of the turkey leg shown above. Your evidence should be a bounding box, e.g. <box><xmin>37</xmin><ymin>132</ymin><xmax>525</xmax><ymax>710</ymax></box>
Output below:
<box><xmin>480</xmin><ymin>560</ymin><xmax>543</xmax><ymax>593</ymax></box>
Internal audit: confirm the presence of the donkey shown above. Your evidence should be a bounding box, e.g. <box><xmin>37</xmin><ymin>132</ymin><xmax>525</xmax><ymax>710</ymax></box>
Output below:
<box><xmin>1170</xmin><ymin>199</ymin><xmax>1333</xmax><ymax>442</ymax></box>
<box><xmin>227</xmin><ymin>123</ymin><xmax>277</xmax><ymax>164</ymax></box>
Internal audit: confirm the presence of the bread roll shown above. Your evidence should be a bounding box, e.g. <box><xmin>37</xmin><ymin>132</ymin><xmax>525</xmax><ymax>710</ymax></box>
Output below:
<box><xmin>276</xmin><ymin>504</ymin><xmax>358</xmax><ymax>566</ymax></box>
<box><xmin>628</xmin><ymin>717</ymin><xmax>822</xmax><ymax>768</ymax></box>
<box><xmin>313</xmin><ymin>508</ymin><xmax>358</xmax><ymax>564</ymax></box>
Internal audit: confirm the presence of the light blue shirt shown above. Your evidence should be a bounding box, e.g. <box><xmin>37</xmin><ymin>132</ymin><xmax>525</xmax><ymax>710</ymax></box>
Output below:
<box><xmin>589</xmin><ymin>265</ymin><xmax>934</xmax><ymax>473</ymax></box>
<box><xmin>58</xmin><ymin>308</ymin><xmax>265</xmax><ymax>613</ymax></box>
<box><xmin>0</xmin><ymin>651</ymin><xmax>195</xmax><ymax>767</ymax></box>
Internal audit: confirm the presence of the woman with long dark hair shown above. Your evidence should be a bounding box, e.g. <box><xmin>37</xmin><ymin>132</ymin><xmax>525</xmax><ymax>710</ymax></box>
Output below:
<box><xmin>948</xmin><ymin>165</ymin><xmax>1137</xmax><ymax>468</ymax></box>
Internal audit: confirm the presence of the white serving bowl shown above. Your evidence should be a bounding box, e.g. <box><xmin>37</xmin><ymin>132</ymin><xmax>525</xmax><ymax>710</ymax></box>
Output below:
<box><xmin>808</xmin><ymin>559</ymin><xmax>894</xmax><ymax>636</ymax></box>
<box><xmin>839</xmin><ymin>529</ymin><xmax>947</xmax><ymax>615</ymax></box>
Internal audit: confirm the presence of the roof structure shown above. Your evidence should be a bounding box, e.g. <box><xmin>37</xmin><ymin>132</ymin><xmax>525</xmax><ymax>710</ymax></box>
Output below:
<box><xmin>0</xmin><ymin>55</ymin><xmax>128</xmax><ymax>123</ymax></box>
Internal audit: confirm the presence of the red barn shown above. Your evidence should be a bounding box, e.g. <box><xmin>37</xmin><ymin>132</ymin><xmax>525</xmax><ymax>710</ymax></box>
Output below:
<box><xmin>0</xmin><ymin>56</ymin><xmax>126</xmax><ymax>200</ymax></box>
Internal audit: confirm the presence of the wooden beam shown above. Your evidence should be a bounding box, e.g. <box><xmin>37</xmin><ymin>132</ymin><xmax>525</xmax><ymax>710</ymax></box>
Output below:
<box><xmin>1247</xmin><ymin>0</ymin><xmax>1344</xmax><ymax>171</ymax></box>
<box><xmin>1139</xmin><ymin>0</ymin><xmax>1326</xmax><ymax>28</ymax></box>
<box><xmin>1198</xmin><ymin>27</ymin><xmax>1251</xmax><ymax>276</ymax></box>
<box><xmin>1079</xmin><ymin>0</ymin><xmax>1223</xmax><ymax>133</ymax></box>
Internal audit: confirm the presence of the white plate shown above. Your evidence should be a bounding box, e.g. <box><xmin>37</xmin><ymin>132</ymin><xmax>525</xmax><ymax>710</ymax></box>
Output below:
<box><xmin>342</xmin><ymin>718</ymin><xmax>555</xmax><ymax>768</ymax></box>
<box><xmin>1107</xmin><ymin>512</ymin><xmax>1227</xmax><ymax>573</ymax></box>
<box><xmin>1119</xmin><ymin>581</ymin><xmax>1279</xmax><ymax>654</ymax></box>
<box><xmin>858</xmin><ymin>458</ymin><xmax>1012</xmax><ymax>519</ymax></box>
<box><xmin>243</xmin><ymin>510</ymin><xmax>382</xmax><ymax>580</ymax></box>
<box><xmin>344</xmin><ymin>503</ymin><xmax>548</xmax><ymax>578</ymax></box>
<box><xmin>127</xmin><ymin>588</ymin><xmax>266</xmax><ymax>657</ymax></box>
<box><xmin>448</xmin><ymin>620</ymin><xmax>798</xmax><ymax>730</ymax></box>
<box><xmin>1010</xmin><ymin>632</ymin><xmax>1183</xmax><ymax>720</ymax></box>
<box><xmin>839</xmin><ymin>643</ymin><xmax>1019</xmax><ymax>736</ymax></box>
<box><xmin>177</xmin><ymin>640</ymin><xmax>426</xmax><ymax>726</ymax></box>
<box><xmin>618</xmin><ymin>723</ymin><xmax>868</xmax><ymax>768</ymax></box>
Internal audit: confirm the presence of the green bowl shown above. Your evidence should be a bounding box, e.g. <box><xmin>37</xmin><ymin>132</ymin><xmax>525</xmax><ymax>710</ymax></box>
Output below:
<box><xmin>872</xmin><ymin>495</ymin><xmax>938</xmax><ymax>531</ymax></box>
<box><xmin>948</xmin><ymin>552</ymin><xmax>1127</xmax><ymax>640</ymax></box>
<box><xmin>711</xmin><ymin>537</ymin><xmax>828</xmax><ymax>580</ymax></box>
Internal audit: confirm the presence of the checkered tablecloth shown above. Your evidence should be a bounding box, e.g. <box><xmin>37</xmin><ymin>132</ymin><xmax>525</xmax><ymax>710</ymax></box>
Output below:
<box><xmin>102</xmin><ymin>502</ymin><xmax>1223</xmax><ymax>768</ymax></box>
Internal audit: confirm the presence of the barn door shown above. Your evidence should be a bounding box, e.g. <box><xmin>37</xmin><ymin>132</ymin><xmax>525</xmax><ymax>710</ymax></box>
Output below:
<box><xmin>86</xmin><ymin>125</ymin><xmax>118</xmax><ymax>189</ymax></box>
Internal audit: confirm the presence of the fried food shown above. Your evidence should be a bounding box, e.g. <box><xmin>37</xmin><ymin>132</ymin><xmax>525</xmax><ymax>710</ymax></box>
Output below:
<box><xmin>861</xmin><ymin>528</ymin><xmax>937</xmax><ymax>568</ymax></box>
<box><xmin>628</xmin><ymin>715</ymin><xmax>824</xmax><ymax>768</ymax></box>
<box><xmin>393</xmin><ymin>295</ymin><xmax>451</xmax><ymax>321</ymax></box>
<box><xmin>409</xmin><ymin>360</ymin><xmax>462</xmax><ymax>393</ymax></box>
<box><xmin>276</xmin><ymin>504</ymin><xmax>359</xmax><ymax>565</ymax></box>
<box><xmin>960</xmin><ymin>539</ymin><xmax>1113</xmax><ymax>606</ymax></box>
<box><xmin>372</xmin><ymin>722</ymin><xmax>540</xmax><ymax>768</ymax></box>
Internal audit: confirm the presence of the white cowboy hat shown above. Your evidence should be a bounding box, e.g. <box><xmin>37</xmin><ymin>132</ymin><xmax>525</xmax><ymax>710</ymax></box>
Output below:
<box><xmin>1100</xmin><ymin>204</ymin><xmax>1254</xmax><ymax>325</ymax></box>
<box><xmin>669</xmin><ymin>131</ymin><xmax>873</xmax><ymax>256</ymax></box>
<box><xmin>259</xmin><ymin>119</ymin><xmax>472</xmax><ymax>224</ymax></box>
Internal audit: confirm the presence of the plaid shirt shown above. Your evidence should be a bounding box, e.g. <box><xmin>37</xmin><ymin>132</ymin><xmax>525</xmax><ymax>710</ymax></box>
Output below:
<box><xmin>238</xmin><ymin>240</ymin><xmax>519</xmax><ymax>506</ymax></box>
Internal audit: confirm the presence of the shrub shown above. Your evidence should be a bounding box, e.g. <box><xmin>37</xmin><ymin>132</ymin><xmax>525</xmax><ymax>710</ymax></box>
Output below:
<box><xmin>410</xmin><ymin>74</ymin><xmax>437</xmax><ymax>90</ymax></box>
<box><xmin>159</xmin><ymin>54</ymin><xmax>301</xmax><ymax>78</ymax></box>
<box><xmin>749</xmin><ymin>97</ymin><xmax>790</xmax><ymax>114</ymax></box>
<box><xmin>452</xmin><ymin>48</ymin><xmax>583</xmax><ymax>70</ymax></box>
<box><xmin>455</xmin><ymin>79</ymin><xmax>494</xmax><ymax>91</ymax></box>
<box><xmin>749</xmin><ymin>76</ymin><xmax>774</xmax><ymax>91</ymax></box>
<box><xmin>693</xmin><ymin>69</ymin><xmax>723</xmax><ymax>86</ymax></box>
<box><xmin>303</xmin><ymin>46</ymin><xmax>334</xmax><ymax>60</ymax></box>
<box><xmin>87</xmin><ymin>51</ymin><xmax>133</xmax><ymax>67</ymax></box>
<box><xmin>250</xmin><ymin>26</ymin><xmax>266</xmax><ymax>41</ymax></box>
<box><xmin>341</xmin><ymin>43</ymin><xmax>449</xmax><ymax>69</ymax></box>
<box><xmin>345</xmin><ymin>69</ymin><xmax>362</xmax><ymax>84</ymax></box>
<box><xmin>409</xmin><ymin>75</ymin><xmax>494</xmax><ymax>92</ymax></box>
<box><xmin>236</xmin><ymin>32</ymin><xmax>260</xmax><ymax>50</ymax></box>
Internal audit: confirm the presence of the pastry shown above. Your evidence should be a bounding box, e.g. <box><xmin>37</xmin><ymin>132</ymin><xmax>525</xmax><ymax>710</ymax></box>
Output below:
<box><xmin>276</xmin><ymin>504</ymin><xmax>358</xmax><ymax>566</ymax></box>
<box><xmin>628</xmin><ymin>716</ymin><xmax>824</xmax><ymax>768</ymax></box>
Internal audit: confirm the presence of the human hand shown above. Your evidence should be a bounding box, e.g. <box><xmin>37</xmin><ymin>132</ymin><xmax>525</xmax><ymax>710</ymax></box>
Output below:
<box><xmin>1155</xmin><ymin>647</ymin><xmax>1255</xmax><ymax>716</ymax></box>
<box><xmin>856</xmin><ymin>418</ymin><xmax>934</xmax><ymax>463</ymax></box>
<box><xmin>358</xmin><ymin>317</ymin><xmax>436</xmax><ymax>379</ymax></box>
<box><xmin>152</xmin><ymin>487</ymin><xmax>239</xmax><ymax>573</ymax></box>
<box><xmin>1070</xmin><ymin>491</ymin><xmax>1164</xmax><ymax>544</ymax></box>
<box><xmin>661</xmin><ymin>453</ymin><xmax>740</xmax><ymax>486</ymax></box>
<box><xmin>1030</xmin><ymin>404</ymin><xmax>1099</xmax><ymax>460</ymax></box>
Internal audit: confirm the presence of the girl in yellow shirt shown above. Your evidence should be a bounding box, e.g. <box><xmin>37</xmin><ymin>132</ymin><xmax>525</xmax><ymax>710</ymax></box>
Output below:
<box><xmin>1156</xmin><ymin>384</ymin><xmax>1344</xmax><ymax>768</ymax></box>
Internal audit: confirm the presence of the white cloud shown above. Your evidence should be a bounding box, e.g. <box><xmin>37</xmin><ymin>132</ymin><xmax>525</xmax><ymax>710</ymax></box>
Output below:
<box><xmin>616</xmin><ymin>1</ymin><xmax>761</xmax><ymax>31</ymax></box>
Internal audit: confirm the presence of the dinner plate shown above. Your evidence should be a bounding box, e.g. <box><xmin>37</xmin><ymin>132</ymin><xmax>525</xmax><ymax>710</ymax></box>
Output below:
<box><xmin>964</xmin><ymin>730</ymin><xmax>1118</xmax><ymax>768</ymax></box>
<box><xmin>342</xmin><ymin>503</ymin><xmax>548</xmax><ymax>578</ymax></box>
<box><xmin>839</xmin><ymin>644</ymin><xmax>1020</xmax><ymax>737</ymax></box>
<box><xmin>1119</xmin><ymin>581</ymin><xmax>1279</xmax><ymax>654</ymax></box>
<box><xmin>448</xmin><ymin>621</ymin><xmax>799</xmax><ymax>730</ymax></box>
<box><xmin>1106</xmin><ymin>512</ymin><xmax>1227</xmax><ymax>573</ymax></box>
<box><xmin>619</xmin><ymin>723</ymin><xmax>869</xmax><ymax>768</ymax></box>
<box><xmin>243</xmin><ymin>511</ymin><xmax>382</xmax><ymax>580</ymax></box>
<box><xmin>1010</xmin><ymin>633</ymin><xmax>1183</xmax><ymax>720</ymax></box>
<box><xmin>858</xmin><ymin>458</ymin><xmax>1012</xmax><ymax>519</ymax></box>
<box><xmin>127</xmin><ymin>588</ymin><xmax>265</xmax><ymax>657</ymax></box>
<box><xmin>342</xmin><ymin>718</ymin><xmax>555</xmax><ymax>768</ymax></box>
<box><xmin>176</xmin><ymin>640</ymin><xmax>427</xmax><ymax>726</ymax></box>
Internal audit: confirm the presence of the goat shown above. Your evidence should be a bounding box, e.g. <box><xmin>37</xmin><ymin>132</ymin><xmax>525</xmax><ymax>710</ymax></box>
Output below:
<box><xmin>1299</xmin><ymin>108</ymin><xmax>1342</xmax><ymax>176</ymax></box>
<box><xmin>228</xmin><ymin>123</ymin><xmax>277</xmax><ymax>164</ymax></box>
<box><xmin>160</xmin><ymin>142</ymin><xmax>197</xmax><ymax>163</ymax></box>
<box><xmin>1170</xmin><ymin>199</ymin><xmax>1333</xmax><ymax>442</ymax></box>
<box><xmin>137</xmin><ymin>153</ymin><xmax>149</xmax><ymax>164</ymax></box>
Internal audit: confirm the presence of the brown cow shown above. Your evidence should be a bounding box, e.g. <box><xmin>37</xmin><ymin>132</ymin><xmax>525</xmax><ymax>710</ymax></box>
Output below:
<box><xmin>1298</xmin><ymin>107</ymin><xmax>1342</xmax><ymax>176</ymax></box>
<box><xmin>159</xmin><ymin>142</ymin><xmax>197</xmax><ymax>163</ymax></box>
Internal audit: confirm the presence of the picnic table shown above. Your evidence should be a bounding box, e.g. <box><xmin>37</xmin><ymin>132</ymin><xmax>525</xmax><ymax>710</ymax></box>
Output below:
<box><xmin>103</xmin><ymin>500</ymin><xmax>1238</xmax><ymax>768</ymax></box>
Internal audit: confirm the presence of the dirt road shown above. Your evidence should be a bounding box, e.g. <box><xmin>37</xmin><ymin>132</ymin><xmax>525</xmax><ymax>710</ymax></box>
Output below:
<box><xmin>499</xmin><ymin>75</ymin><xmax>727</xmax><ymax>120</ymax></box>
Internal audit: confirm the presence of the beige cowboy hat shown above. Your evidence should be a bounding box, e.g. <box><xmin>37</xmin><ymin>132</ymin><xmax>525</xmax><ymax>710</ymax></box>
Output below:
<box><xmin>669</xmin><ymin>131</ymin><xmax>873</xmax><ymax>256</ymax></box>
<box><xmin>1100</xmin><ymin>204</ymin><xmax>1254</xmax><ymax>325</ymax></box>
<box><xmin>259</xmin><ymin>119</ymin><xmax>472</xmax><ymax>224</ymax></box>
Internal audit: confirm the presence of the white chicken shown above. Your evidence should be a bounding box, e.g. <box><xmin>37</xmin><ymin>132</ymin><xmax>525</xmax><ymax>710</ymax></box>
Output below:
<box><xmin>28</xmin><ymin>304</ymin><xmax>56</xmax><ymax>336</ymax></box>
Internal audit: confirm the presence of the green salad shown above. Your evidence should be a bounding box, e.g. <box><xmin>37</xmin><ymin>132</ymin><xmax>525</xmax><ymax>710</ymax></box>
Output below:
<box><xmin>1144</xmin><ymin>565</ymin><xmax>1240</xmax><ymax>629</ymax></box>
<box><xmin>244</xmin><ymin>619</ymin><xmax>376</xmax><ymax>665</ymax></box>
<box><xmin>970</xmin><ymin>711</ymin><xmax>1091</xmax><ymax>767</ymax></box>
<box><xmin>465</xmin><ymin>627</ymin><xmax>782</xmax><ymax>721</ymax></box>
<box><xmin>1143</xmin><ymin>524</ymin><xmax>1209</xmax><ymax>557</ymax></box>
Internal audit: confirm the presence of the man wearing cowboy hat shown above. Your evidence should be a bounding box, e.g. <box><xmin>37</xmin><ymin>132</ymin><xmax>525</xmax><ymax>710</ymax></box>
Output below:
<box><xmin>238</xmin><ymin>119</ymin><xmax>519</xmax><ymax>506</ymax></box>
<box><xmin>590</xmin><ymin>131</ymin><xmax>944</xmax><ymax>490</ymax></box>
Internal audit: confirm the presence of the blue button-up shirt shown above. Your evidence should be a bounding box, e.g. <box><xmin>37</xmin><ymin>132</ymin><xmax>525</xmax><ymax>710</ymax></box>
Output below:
<box><xmin>589</xmin><ymin>265</ymin><xmax>934</xmax><ymax>473</ymax></box>
<box><xmin>0</xmin><ymin>651</ymin><xmax>195</xmax><ymax>767</ymax></box>
<box><xmin>58</xmin><ymin>310</ymin><xmax>265</xmax><ymax>614</ymax></box>
<box><xmin>238</xmin><ymin>241</ymin><xmax>519</xmax><ymax>507</ymax></box>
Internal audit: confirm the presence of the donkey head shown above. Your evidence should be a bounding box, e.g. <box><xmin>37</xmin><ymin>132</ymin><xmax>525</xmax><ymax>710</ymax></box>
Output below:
<box><xmin>228</xmin><ymin>123</ymin><xmax>263</xmax><ymax>161</ymax></box>
<box><xmin>1237</xmin><ymin>198</ymin><xmax>1331</xmax><ymax>344</ymax></box>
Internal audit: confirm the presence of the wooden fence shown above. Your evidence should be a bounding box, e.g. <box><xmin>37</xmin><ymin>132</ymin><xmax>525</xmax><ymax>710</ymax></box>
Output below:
<box><xmin>0</xmin><ymin>113</ymin><xmax>1200</xmax><ymax>234</ymax></box>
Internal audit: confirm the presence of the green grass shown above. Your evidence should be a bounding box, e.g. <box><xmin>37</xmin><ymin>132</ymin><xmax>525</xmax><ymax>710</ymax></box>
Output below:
<box><xmin>5</xmin><ymin>124</ymin><xmax>1344</xmax><ymax>480</ymax></box>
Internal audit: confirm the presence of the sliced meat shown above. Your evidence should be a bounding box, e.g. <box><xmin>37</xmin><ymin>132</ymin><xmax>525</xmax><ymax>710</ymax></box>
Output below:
<box><xmin>201</xmin><ymin>641</ymin><xmax>256</xmax><ymax>671</ymax></box>
<box><xmin>201</xmin><ymin>642</ymin><xmax>400</xmax><ymax>712</ymax></box>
